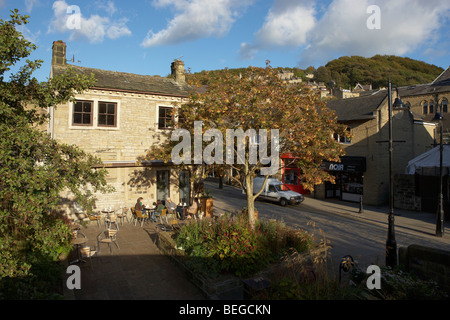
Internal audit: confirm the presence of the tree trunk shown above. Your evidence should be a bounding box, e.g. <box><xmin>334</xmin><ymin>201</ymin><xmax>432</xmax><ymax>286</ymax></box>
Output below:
<box><xmin>245</xmin><ymin>174</ymin><xmax>256</xmax><ymax>229</ymax></box>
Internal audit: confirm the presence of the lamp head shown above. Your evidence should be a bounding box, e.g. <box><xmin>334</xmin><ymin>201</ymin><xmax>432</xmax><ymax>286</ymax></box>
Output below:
<box><xmin>393</xmin><ymin>97</ymin><xmax>406</xmax><ymax>109</ymax></box>
<box><xmin>433</xmin><ymin>112</ymin><xmax>444</xmax><ymax>122</ymax></box>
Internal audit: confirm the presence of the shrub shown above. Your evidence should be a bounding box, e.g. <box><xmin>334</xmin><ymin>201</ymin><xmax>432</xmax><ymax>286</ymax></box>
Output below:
<box><xmin>174</xmin><ymin>214</ymin><xmax>316</xmax><ymax>278</ymax></box>
<box><xmin>350</xmin><ymin>265</ymin><xmax>449</xmax><ymax>300</ymax></box>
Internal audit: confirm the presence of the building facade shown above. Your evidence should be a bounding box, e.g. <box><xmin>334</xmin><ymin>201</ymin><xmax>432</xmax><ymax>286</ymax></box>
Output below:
<box><xmin>48</xmin><ymin>40</ymin><xmax>192</xmax><ymax>216</ymax></box>
<box><xmin>318</xmin><ymin>89</ymin><xmax>435</xmax><ymax>206</ymax></box>
<box><xmin>399</xmin><ymin>67</ymin><xmax>450</xmax><ymax>143</ymax></box>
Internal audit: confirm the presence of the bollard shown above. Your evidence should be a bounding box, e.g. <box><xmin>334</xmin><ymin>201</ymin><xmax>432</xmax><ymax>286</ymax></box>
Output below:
<box><xmin>359</xmin><ymin>195</ymin><xmax>364</xmax><ymax>213</ymax></box>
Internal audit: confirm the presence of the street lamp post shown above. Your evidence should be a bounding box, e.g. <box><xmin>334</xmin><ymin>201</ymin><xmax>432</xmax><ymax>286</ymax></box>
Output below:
<box><xmin>386</xmin><ymin>78</ymin><xmax>397</xmax><ymax>267</ymax></box>
<box><xmin>433</xmin><ymin>112</ymin><xmax>445</xmax><ymax>237</ymax></box>
<box><xmin>385</xmin><ymin>78</ymin><xmax>405</xmax><ymax>267</ymax></box>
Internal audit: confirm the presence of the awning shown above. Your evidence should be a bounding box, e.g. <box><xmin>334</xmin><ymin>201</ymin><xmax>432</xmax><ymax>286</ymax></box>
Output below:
<box><xmin>405</xmin><ymin>145</ymin><xmax>450</xmax><ymax>175</ymax></box>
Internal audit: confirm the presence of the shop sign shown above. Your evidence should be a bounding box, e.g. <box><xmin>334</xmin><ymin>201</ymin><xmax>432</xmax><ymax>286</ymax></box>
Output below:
<box><xmin>321</xmin><ymin>156</ymin><xmax>366</xmax><ymax>173</ymax></box>
<box><xmin>328</xmin><ymin>163</ymin><xmax>344</xmax><ymax>171</ymax></box>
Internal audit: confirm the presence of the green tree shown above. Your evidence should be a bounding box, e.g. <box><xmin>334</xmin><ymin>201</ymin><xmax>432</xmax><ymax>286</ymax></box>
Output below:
<box><xmin>146</xmin><ymin>63</ymin><xmax>347</xmax><ymax>229</ymax></box>
<box><xmin>0</xmin><ymin>10</ymin><xmax>112</xmax><ymax>281</ymax></box>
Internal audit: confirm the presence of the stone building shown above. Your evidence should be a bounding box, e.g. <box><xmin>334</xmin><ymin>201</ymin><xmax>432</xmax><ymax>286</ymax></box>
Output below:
<box><xmin>399</xmin><ymin>66</ymin><xmax>450</xmax><ymax>143</ymax></box>
<box><xmin>48</xmin><ymin>40</ymin><xmax>192</xmax><ymax>215</ymax></box>
<box><xmin>318</xmin><ymin>89</ymin><xmax>435</xmax><ymax>206</ymax></box>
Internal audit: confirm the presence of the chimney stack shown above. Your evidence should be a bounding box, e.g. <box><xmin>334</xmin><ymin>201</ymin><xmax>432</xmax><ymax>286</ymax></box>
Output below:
<box><xmin>171</xmin><ymin>59</ymin><xmax>185</xmax><ymax>84</ymax></box>
<box><xmin>52</xmin><ymin>40</ymin><xmax>67</xmax><ymax>66</ymax></box>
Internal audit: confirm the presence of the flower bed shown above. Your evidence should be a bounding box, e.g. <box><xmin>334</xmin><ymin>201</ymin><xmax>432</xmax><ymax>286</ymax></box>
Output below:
<box><xmin>174</xmin><ymin>213</ymin><xmax>317</xmax><ymax>278</ymax></box>
<box><xmin>155</xmin><ymin>213</ymin><xmax>327</xmax><ymax>299</ymax></box>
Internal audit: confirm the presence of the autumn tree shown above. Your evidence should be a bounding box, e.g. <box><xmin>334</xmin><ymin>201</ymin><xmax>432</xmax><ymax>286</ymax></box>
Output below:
<box><xmin>146</xmin><ymin>63</ymin><xmax>348</xmax><ymax>229</ymax></box>
<box><xmin>0</xmin><ymin>10</ymin><xmax>111</xmax><ymax>288</ymax></box>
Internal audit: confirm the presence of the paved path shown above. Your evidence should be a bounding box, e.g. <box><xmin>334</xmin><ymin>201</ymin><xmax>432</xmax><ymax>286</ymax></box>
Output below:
<box><xmin>64</xmin><ymin>220</ymin><xmax>205</xmax><ymax>300</ymax></box>
<box><xmin>63</xmin><ymin>180</ymin><xmax>450</xmax><ymax>300</ymax></box>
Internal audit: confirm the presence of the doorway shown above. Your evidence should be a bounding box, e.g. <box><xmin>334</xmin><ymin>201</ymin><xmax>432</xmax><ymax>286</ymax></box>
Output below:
<box><xmin>157</xmin><ymin>170</ymin><xmax>170</xmax><ymax>201</ymax></box>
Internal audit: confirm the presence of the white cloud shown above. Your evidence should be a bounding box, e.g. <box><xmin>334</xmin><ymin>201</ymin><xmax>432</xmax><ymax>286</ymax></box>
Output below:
<box><xmin>299</xmin><ymin>0</ymin><xmax>450</xmax><ymax>67</ymax></box>
<box><xmin>240</xmin><ymin>0</ymin><xmax>450</xmax><ymax>67</ymax></box>
<box><xmin>95</xmin><ymin>0</ymin><xmax>118</xmax><ymax>16</ymax></box>
<box><xmin>240</xmin><ymin>0</ymin><xmax>316</xmax><ymax>59</ymax></box>
<box><xmin>25</xmin><ymin>0</ymin><xmax>40</xmax><ymax>13</ymax></box>
<box><xmin>141</xmin><ymin>0</ymin><xmax>255</xmax><ymax>47</ymax></box>
<box><xmin>48</xmin><ymin>0</ymin><xmax>131</xmax><ymax>43</ymax></box>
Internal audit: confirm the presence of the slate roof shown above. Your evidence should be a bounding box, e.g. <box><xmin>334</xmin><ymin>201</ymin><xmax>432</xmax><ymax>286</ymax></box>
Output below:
<box><xmin>326</xmin><ymin>90</ymin><xmax>387</xmax><ymax>122</ymax></box>
<box><xmin>327</xmin><ymin>67</ymin><xmax>450</xmax><ymax>123</ymax></box>
<box><xmin>398</xmin><ymin>66</ymin><xmax>450</xmax><ymax>98</ymax></box>
<box><xmin>52</xmin><ymin>64</ymin><xmax>192</xmax><ymax>97</ymax></box>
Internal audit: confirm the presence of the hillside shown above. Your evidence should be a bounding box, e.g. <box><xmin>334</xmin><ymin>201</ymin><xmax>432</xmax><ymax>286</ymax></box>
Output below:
<box><xmin>312</xmin><ymin>55</ymin><xmax>444</xmax><ymax>89</ymax></box>
<box><xmin>189</xmin><ymin>55</ymin><xmax>445</xmax><ymax>90</ymax></box>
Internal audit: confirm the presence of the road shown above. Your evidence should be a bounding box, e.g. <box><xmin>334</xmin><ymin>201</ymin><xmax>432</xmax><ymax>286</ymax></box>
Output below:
<box><xmin>203</xmin><ymin>180</ymin><xmax>450</xmax><ymax>272</ymax></box>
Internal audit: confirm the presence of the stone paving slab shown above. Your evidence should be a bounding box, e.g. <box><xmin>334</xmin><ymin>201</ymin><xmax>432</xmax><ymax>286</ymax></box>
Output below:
<box><xmin>64</xmin><ymin>219</ymin><xmax>205</xmax><ymax>300</ymax></box>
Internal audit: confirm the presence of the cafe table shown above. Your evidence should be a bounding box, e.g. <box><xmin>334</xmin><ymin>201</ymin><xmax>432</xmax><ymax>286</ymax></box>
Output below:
<box><xmin>70</xmin><ymin>237</ymin><xmax>88</xmax><ymax>264</ymax></box>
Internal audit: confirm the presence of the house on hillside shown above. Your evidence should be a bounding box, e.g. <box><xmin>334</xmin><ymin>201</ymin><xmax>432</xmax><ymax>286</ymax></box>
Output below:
<box><xmin>315</xmin><ymin>89</ymin><xmax>435</xmax><ymax>206</ymax></box>
<box><xmin>48</xmin><ymin>40</ymin><xmax>192</xmax><ymax>218</ymax></box>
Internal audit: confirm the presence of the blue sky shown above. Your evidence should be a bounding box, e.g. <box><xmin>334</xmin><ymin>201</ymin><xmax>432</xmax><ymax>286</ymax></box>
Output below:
<box><xmin>1</xmin><ymin>0</ymin><xmax>449</xmax><ymax>83</ymax></box>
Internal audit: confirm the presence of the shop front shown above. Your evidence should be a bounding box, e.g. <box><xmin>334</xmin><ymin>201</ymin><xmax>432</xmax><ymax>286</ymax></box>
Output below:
<box><xmin>321</xmin><ymin>156</ymin><xmax>366</xmax><ymax>202</ymax></box>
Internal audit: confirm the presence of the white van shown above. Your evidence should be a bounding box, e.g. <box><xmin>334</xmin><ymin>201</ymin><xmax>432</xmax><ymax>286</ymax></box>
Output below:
<box><xmin>252</xmin><ymin>177</ymin><xmax>304</xmax><ymax>206</ymax></box>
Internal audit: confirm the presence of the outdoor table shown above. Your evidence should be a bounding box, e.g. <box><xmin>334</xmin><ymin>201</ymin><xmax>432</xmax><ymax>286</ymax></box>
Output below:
<box><xmin>101</xmin><ymin>209</ymin><xmax>115</xmax><ymax>220</ymax></box>
<box><xmin>70</xmin><ymin>237</ymin><xmax>88</xmax><ymax>264</ymax></box>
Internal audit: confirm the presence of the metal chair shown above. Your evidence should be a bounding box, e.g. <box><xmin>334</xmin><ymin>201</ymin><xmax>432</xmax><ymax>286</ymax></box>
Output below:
<box><xmin>97</xmin><ymin>228</ymin><xmax>119</xmax><ymax>254</ymax></box>
<box><xmin>105</xmin><ymin>212</ymin><xmax>119</xmax><ymax>230</ymax></box>
<box><xmin>79</xmin><ymin>246</ymin><xmax>98</xmax><ymax>270</ymax></box>
<box><xmin>117</xmin><ymin>207</ymin><xmax>129</xmax><ymax>225</ymax></box>
<box><xmin>134</xmin><ymin>209</ymin><xmax>148</xmax><ymax>227</ymax></box>
<box><xmin>159</xmin><ymin>208</ymin><xmax>169</xmax><ymax>224</ymax></box>
<box><xmin>87</xmin><ymin>212</ymin><xmax>102</xmax><ymax>227</ymax></box>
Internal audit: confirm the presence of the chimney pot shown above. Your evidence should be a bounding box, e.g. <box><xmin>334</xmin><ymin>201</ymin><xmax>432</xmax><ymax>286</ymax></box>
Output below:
<box><xmin>52</xmin><ymin>40</ymin><xmax>67</xmax><ymax>66</ymax></box>
<box><xmin>171</xmin><ymin>59</ymin><xmax>185</xmax><ymax>84</ymax></box>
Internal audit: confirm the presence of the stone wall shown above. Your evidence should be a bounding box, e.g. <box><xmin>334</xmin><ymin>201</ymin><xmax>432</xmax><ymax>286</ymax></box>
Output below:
<box><xmin>394</xmin><ymin>174</ymin><xmax>421</xmax><ymax>211</ymax></box>
<box><xmin>50</xmin><ymin>88</ymin><xmax>188</xmax><ymax>214</ymax></box>
<box><xmin>399</xmin><ymin>244</ymin><xmax>450</xmax><ymax>294</ymax></box>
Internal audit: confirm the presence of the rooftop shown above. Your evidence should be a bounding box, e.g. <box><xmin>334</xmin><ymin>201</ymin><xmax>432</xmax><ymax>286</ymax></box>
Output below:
<box><xmin>52</xmin><ymin>64</ymin><xmax>192</xmax><ymax>97</ymax></box>
<box><xmin>327</xmin><ymin>90</ymin><xmax>387</xmax><ymax>121</ymax></box>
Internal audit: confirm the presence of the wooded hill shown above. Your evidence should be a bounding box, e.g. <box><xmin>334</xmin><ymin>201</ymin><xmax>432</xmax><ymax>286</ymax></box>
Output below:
<box><xmin>313</xmin><ymin>55</ymin><xmax>444</xmax><ymax>89</ymax></box>
<box><xmin>190</xmin><ymin>55</ymin><xmax>444</xmax><ymax>90</ymax></box>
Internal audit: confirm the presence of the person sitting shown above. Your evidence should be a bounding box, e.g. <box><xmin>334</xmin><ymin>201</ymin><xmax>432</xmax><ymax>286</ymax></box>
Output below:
<box><xmin>149</xmin><ymin>202</ymin><xmax>158</xmax><ymax>222</ymax></box>
<box><xmin>165</xmin><ymin>198</ymin><xmax>177</xmax><ymax>213</ymax></box>
<box><xmin>166</xmin><ymin>197</ymin><xmax>185</xmax><ymax>220</ymax></box>
<box><xmin>186</xmin><ymin>198</ymin><xmax>199</xmax><ymax>219</ymax></box>
<box><xmin>153</xmin><ymin>200</ymin><xmax>165</xmax><ymax>222</ymax></box>
<box><xmin>135</xmin><ymin>197</ymin><xmax>148</xmax><ymax>216</ymax></box>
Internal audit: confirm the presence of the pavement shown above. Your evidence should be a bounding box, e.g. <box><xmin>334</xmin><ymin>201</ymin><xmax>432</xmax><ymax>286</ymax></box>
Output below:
<box><xmin>62</xmin><ymin>181</ymin><xmax>450</xmax><ymax>300</ymax></box>
<box><xmin>63</xmin><ymin>219</ymin><xmax>205</xmax><ymax>300</ymax></box>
